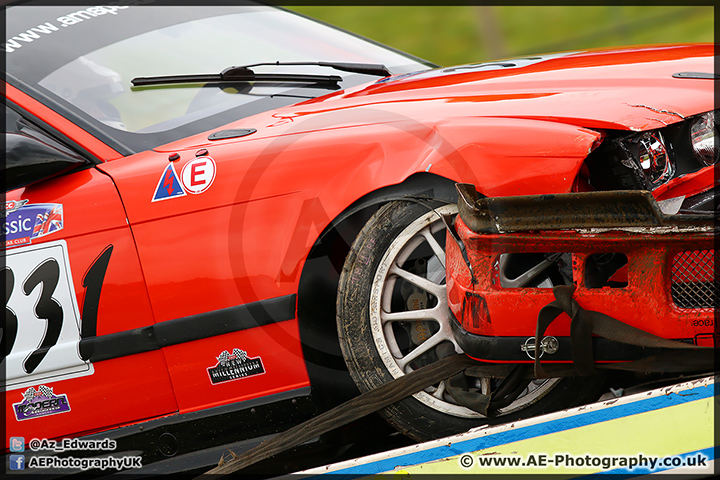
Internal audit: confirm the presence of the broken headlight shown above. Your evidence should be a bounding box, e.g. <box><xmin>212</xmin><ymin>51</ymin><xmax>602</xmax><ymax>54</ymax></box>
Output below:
<box><xmin>637</xmin><ymin>131</ymin><xmax>674</xmax><ymax>188</ymax></box>
<box><xmin>583</xmin><ymin>110</ymin><xmax>718</xmax><ymax>192</ymax></box>
<box><xmin>690</xmin><ymin>112</ymin><xmax>718</xmax><ymax>166</ymax></box>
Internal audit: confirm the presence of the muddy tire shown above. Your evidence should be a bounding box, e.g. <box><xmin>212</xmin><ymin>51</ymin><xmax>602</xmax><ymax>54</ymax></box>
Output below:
<box><xmin>336</xmin><ymin>200</ymin><xmax>604</xmax><ymax>441</ymax></box>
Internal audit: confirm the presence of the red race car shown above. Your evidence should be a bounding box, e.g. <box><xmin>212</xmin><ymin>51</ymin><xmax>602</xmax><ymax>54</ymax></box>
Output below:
<box><xmin>3</xmin><ymin>1</ymin><xmax>716</xmax><ymax>473</ymax></box>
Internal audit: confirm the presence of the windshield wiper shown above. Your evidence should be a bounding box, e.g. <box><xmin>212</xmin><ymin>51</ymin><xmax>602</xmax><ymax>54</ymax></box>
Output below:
<box><xmin>243</xmin><ymin>61</ymin><xmax>391</xmax><ymax>77</ymax></box>
<box><xmin>131</xmin><ymin>62</ymin><xmax>390</xmax><ymax>88</ymax></box>
<box><xmin>132</xmin><ymin>67</ymin><xmax>340</xmax><ymax>88</ymax></box>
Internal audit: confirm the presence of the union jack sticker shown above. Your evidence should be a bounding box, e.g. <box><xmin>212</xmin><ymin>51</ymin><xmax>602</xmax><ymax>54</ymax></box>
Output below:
<box><xmin>3</xmin><ymin>203</ymin><xmax>64</xmax><ymax>248</ymax></box>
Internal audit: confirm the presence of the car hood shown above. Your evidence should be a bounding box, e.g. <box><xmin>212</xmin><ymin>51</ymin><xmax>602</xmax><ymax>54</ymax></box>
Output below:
<box><xmin>156</xmin><ymin>44</ymin><xmax>714</xmax><ymax>152</ymax></box>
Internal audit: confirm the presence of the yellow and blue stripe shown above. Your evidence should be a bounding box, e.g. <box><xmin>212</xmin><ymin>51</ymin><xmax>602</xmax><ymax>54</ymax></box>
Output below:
<box><xmin>295</xmin><ymin>376</ymin><xmax>715</xmax><ymax>477</ymax></box>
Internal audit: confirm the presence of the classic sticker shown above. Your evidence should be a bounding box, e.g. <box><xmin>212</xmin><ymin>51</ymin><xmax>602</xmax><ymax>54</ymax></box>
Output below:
<box><xmin>5</xmin><ymin>199</ymin><xmax>29</xmax><ymax>213</ymax></box>
<box><xmin>12</xmin><ymin>385</ymin><xmax>71</xmax><ymax>421</ymax></box>
<box><xmin>2</xmin><ymin>202</ymin><xmax>64</xmax><ymax>248</ymax></box>
<box><xmin>207</xmin><ymin>348</ymin><xmax>265</xmax><ymax>385</ymax></box>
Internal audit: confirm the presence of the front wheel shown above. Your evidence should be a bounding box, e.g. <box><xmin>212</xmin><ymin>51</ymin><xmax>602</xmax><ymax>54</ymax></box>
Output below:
<box><xmin>336</xmin><ymin>200</ymin><xmax>604</xmax><ymax>441</ymax></box>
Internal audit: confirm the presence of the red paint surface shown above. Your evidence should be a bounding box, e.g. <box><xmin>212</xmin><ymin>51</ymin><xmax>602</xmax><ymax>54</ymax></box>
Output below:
<box><xmin>4</xmin><ymin>43</ymin><xmax>714</xmax><ymax>447</ymax></box>
<box><xmin>447</xmin><ymin>217</ymin><xmax>715</xmax><ymax>349</ymax></box>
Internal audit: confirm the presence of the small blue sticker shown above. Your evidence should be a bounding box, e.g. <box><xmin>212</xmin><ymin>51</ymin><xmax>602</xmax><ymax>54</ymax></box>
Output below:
<box><xmin>152</xmin><ymin>164</ymin><xmax>186</xmax><ymax>202</ymax></box>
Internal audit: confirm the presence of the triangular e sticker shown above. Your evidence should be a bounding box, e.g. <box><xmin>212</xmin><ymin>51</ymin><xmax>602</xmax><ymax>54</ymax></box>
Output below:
<box><xmin>152</xmin><ymin>164</ymin><xmax>186</xmax><ymax>202</ymax></box>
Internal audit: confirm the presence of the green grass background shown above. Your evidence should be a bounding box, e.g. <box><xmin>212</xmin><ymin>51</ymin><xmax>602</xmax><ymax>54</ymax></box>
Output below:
<box><xmin>290</xmin><ymin>6</ymin><xmax>713</xmax><ymax>67</ymax></box>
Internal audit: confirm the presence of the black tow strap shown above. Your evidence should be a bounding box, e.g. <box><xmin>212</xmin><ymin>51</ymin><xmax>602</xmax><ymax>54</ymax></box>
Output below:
<box><xmin>200</xmin><ymin>353</ymin><xmax>477</xmax><ymax>477</ymax></box>
<box><xmin>534</xmin><ymin>285</ymin><xmax>712</xmax><ymax>378</ymax></box>
<box><xmin>201</xmin><ymin>286</ymin><xmax>713</xmax><ymax>476</ymax></box>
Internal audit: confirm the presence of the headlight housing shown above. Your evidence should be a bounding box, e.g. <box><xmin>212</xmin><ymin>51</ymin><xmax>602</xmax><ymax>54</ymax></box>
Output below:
<box><xmin>637</xmin><ymin>131</ymin><xmax>674</xmax><ymax>188</ymax></box>
<box><xmin>582</xmin><ymin>110</ymin><xmax>718</xmax><ymax>192</ymax></box>
<box><xmin>690</xmin><ymin>112</ymin><xmax>718</xmax><ymax>166</ymax></box>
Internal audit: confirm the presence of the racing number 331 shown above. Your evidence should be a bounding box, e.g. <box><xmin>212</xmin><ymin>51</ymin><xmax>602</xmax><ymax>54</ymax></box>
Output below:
<box><xmin>4</xmin><ymin>258</ymin><xmax>63</xmax><ymax>373</ymax></box>
<box><xmin>2</xmin><ymin>241</ymin><xmax>111</xmax><ymax>389</ymax></box>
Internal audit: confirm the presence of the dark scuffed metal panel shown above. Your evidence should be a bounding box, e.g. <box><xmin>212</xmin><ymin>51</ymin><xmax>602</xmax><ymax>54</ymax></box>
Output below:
<box><xmin>455</xmin><ymin>183</ymin><xmax>714</xmax><ymax>234</ymax></box>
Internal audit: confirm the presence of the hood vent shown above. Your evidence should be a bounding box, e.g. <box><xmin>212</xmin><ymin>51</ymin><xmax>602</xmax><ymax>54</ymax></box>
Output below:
<box><xmin>208</xmin><ymin>129</ymin><xmax>257</xmax><ymax>140</ymax></box>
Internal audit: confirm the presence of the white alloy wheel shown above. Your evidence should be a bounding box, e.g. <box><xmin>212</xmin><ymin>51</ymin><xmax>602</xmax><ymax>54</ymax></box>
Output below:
<box><xmin>337</xmin><ymin>200</ymin><xmax>604</xmax><ymax>441</ymax></box>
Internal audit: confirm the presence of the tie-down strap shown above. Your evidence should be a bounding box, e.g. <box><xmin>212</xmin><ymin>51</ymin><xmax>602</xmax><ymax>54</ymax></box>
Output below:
<box><xmin>201</xmin><ymin>353</ymin><xmax>478</xmax><ymax>477</ymax></box>
<box><xmin>534</xmin><ymin>285</ymin><xmax>711</xmax><ymax>378</ymax></box>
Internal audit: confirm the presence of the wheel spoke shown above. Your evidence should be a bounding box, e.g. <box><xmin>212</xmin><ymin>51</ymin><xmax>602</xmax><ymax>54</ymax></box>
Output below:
<box><xmin>480</xmin><ymin>377</ymin><xmax>491</xmax><ymax>395</ymax></box>
<box><xmin>433</xmin><ymin>380</ymin><xmax>447</xmax><ymax>400</ymax></box>
<box><xmin>389</xmin><ymin>264</ymin><xmax>445</xmax><ymax>298</ymax></box>
<box><xmin>381</xmin><ymin>308</ymin><xmax>438</xmax><ymax>324</ymax></box>
<box><xmin>420</xmin><ymin>226</ymin><xmax>445</xmax><ymax>268</ymax></box>
<box><xmin>498</xmin><ymin>254</ymin><xmax>555</xmax><ymax>288</ymax></box>
<box><xmin>397</xmin><ymin>332</ymin><xmax>444</xmax><ymax>369</ymax></box>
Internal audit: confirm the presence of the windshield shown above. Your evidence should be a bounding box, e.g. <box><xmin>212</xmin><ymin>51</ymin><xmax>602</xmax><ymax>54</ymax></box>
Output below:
<box><xmin>6</xmin><ymin>4</ymin><xmax>432</xmax><ymax>155</ymax></box>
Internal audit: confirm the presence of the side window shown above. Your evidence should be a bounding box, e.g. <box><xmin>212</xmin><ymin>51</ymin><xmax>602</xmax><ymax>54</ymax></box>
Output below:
<box><xmin>6</xmin><ymin>105</ymin><xmax>85</xmax><ymax>158</ymax></box>
<box><xmin>5</xmin><ymin>105</ymin><xmax>87</xmax><ymax>192</ymax></box>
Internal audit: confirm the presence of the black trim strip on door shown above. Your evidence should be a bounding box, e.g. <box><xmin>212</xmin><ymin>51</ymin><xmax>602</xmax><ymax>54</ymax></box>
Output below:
<box><xmin>79</xmin><ymin>294</ymin><xmax>296</xmax><ymax>363</ymax></box>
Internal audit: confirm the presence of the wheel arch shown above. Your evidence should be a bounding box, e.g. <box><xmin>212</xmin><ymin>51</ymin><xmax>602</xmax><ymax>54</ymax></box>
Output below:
<box><xmin>296</xmin><ymin>172</ymin><xmax>458</xmax><ymax>405</ymax></box>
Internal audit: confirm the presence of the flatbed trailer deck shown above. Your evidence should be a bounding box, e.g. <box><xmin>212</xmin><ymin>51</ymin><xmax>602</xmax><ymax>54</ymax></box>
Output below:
<box><xmin>291</xmin><ymin>375</ymin><xmax>716</xmax><ymax>477</ymax></box>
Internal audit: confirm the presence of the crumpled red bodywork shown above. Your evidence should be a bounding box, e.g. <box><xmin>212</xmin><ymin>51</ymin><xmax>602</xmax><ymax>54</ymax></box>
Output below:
<box><xmin>446</xmin><ymin>183</ymin><xmax>716</xmax><ymax>364</ymax></box>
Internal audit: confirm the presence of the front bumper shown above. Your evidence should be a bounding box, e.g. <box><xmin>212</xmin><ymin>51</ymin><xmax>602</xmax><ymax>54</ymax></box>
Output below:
<box><xmin>446</xmin><ymin>184</ymin><xmax>716</xmax><ymax>363</ymax></box>
<box><xmin>449</xmin><ymin>311</ymin><xmax>670</xmax><ymax>363</ymax></box>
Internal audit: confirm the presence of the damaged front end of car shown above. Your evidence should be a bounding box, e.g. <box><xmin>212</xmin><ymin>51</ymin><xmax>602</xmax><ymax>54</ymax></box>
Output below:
<box><xmin>447</xmin><ymin>184</ymin><xmax>716</xmax><ymax>373</ymax></box>
<box><xmin>445</xmin><ymin>105</ymin><xmax>717</xmax><ymax>379</ymax></box>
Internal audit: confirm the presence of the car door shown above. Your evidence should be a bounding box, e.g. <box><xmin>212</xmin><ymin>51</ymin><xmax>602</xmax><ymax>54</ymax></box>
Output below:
<box><xmin>3</xmin><ymin>104</ymin><xmax>177</xmax><ymax>445</ymax></box>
